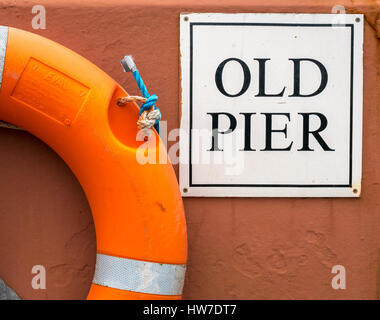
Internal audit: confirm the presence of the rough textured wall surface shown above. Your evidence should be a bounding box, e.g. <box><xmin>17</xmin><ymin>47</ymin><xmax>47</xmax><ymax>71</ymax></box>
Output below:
<box><xmin>0</xmin><ymin>0</ymin><xmax>379</xmax><ymax>299</ymax></box>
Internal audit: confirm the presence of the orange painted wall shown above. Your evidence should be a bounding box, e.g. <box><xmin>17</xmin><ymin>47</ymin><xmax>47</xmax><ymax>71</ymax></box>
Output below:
<box><xmin>0</xmin><ymin>0</ymin><xmax>379</xmax><ymax>299</ymax></box>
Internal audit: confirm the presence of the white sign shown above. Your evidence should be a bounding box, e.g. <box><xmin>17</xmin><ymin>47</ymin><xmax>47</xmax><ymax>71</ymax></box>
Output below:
<box><xmin>179</xmin><ymin>13</ymin><xmax>363</xmax><ymax>197</ymax></box>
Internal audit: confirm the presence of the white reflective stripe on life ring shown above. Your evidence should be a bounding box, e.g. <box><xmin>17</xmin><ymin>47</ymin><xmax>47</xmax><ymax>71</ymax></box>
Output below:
<box><xmin>92</xmin><ymin>253</ymin><xmax>186</xmax><ymax>296</ymax></box>
<box><xmin>0</xmin><ymin>26</ymin><xmax>8</xmax><ymax>88</ymax></box>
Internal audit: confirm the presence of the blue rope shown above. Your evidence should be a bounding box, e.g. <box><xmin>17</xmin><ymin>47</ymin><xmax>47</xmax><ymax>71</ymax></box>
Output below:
<box><xmin>131</xmin><ymin>70</ymin><xmax>161</xmax><ymax>134</ymax></box>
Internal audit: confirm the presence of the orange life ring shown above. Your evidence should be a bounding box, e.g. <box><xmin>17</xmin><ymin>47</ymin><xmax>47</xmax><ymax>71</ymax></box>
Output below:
<box><xmin>0</xmin><ymin>26</ymin><xmax>187</xmax><ymax>300</ymax></box>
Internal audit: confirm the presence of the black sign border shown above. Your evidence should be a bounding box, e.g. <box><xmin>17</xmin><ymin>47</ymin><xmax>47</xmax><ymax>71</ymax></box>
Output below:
<box><xmin>189</xmin><ymin>22</ymin><xmax>354</xmax><ymax>188</ymax></box>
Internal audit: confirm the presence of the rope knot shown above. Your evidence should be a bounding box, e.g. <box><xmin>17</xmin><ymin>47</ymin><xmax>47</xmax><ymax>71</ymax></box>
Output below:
<box><xmin>119</xmin><ymin>55</ymin><xmax>162</xmax><ymax>134</ymax></box>
<box><xmin>137</xmin><ymin>107</ymin><xmax>161</xmax><ymax>130</ymax></box>
<box><xmin>139</xmin><ymin>94</ymin><xmax>158</xmax><ymax>114</ymax></box>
